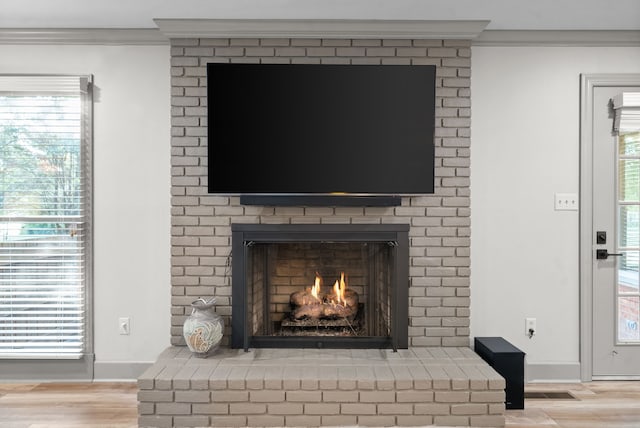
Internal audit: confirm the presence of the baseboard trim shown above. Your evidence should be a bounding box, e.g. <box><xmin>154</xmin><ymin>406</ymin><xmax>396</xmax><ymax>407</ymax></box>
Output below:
<box><xmin>93</xmin><ymin>361</ymin><xmax>153</xmax><ymax>380</ymax></box>
<box><xmin>526</xmin><ymin>362</ymin><xmax>581</xmax><ymax>382</ymax></box>
<box><xmin>0</xmin><ymin>355</ymin><xmax>93</xmax><ymax>381</ymax></box>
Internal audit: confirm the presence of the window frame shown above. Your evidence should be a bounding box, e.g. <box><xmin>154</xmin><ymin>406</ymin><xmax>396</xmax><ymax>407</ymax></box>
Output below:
<box><xmin>0</xmin><ymin>74</ymin><xmax>93</xmax><ymax>380</ymax></box>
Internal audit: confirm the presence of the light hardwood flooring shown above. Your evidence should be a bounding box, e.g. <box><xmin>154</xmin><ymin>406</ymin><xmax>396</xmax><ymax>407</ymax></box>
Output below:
<box><xmin>0</xmin><ymin>382</ymin><xmax>137</xmax><ymax>428</ymax></box>
<box><xmin>0</xmin><ymin>381</ymin><xmax>638</xmax><ymax>427</ymax></box>
<box><xmin>508</xmin><ymin>381</ymin><xmax>640</xmax><ymax>428</ymax></box>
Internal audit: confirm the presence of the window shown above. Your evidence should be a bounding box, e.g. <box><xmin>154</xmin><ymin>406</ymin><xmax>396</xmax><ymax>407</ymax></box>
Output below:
<box><xmin>618</xmin><ymin>131</ymin><xmax>640</xmax><ymax>342</ymax></box>
<box><xmin>0</xmin><ymin>75</ymin><xmax>92</xmax><ymax>368</ymax></box>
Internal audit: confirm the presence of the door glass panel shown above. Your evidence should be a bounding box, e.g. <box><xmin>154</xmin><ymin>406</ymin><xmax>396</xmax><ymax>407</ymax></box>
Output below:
<box><xmin>618</xmin><ymin>296</ymin><xmax>640</xmax><ymax>342</ymax></box>
<box><xmin>619</xmin><ymin>206</ymin><xmax>640</xmax><ymax>248</ymax></box>
<box><xmin>619</xmin><ymin>159</ymin><xmax>640</xmax><ymax>202</ymax></box>
<box><xmin>619</xmin><ymin>134</ymin><xmax>640</xmax><ymax>156</ymax></box>
<box><xmin>617</xmin><ymin>132</ymin><xmax>640</xmax><ymax>343</ymax></box>
<box><xmin>618</xmin><ymin>251</ymin><xmax>639</xmax><ymax>294</ymax></box>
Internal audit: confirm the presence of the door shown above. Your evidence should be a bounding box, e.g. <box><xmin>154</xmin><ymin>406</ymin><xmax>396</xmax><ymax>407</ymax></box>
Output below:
<box><xmin>589</xmin><ymin>80</ymin><xmax>640</xmax><ymax>378</ymax></box>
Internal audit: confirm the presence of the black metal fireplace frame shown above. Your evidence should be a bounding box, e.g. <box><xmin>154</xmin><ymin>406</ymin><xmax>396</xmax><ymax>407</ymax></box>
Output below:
<box><xmin>231</xmin><ymin>223</ymin><xmax>409</xmax><ymax>351</ymax></box>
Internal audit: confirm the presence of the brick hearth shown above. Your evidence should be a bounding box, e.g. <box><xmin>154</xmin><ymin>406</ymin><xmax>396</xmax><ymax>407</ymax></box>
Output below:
<box><xmin>138</xmin><ymin>347</ymin><xmax>505</xmax><ymax>427</ymax></box>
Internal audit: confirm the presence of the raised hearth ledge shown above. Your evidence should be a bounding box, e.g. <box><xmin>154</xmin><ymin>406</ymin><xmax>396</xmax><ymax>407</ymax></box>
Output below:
<box><xmin>137</xmin><ymin>346</ymin><xmax>506</xmax><ymax>427</ymax></box>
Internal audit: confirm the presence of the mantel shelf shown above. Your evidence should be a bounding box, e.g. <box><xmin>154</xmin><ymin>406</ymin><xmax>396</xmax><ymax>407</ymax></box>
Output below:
<box><xmin>154</xmin><ymin>18</ymin><xmax>490</xmax><ymax>40</ymax></box>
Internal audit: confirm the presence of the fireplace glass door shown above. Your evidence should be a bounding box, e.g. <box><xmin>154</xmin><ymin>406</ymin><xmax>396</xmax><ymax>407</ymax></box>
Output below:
<box><xmin>231</xmin><ymin>224</ymin><xmax>409</xmax><ymax>350</ymax></box>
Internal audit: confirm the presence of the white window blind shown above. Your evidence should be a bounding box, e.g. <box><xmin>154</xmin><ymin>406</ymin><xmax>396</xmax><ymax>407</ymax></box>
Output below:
<box><xmin>613</xmin><ymin>92</ymin><xmax>640</xmax><ymax>135</ymax></box>
<box><xmin>0</xmin><ymin>75</ymin><xmax>92</xmax><ymax>359</ymax></box>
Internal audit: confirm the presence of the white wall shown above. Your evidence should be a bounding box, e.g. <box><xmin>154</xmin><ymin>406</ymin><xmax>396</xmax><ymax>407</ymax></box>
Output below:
<box><xmin>470</xmin><ymin>46</ymin><xmax>640</xmax><ymax>380</ymax></box>
<box><xmin>4</xmin><ymin>42</ymin><xmax>640</xmax><ymax>381</ymax></box>
<box><xmin>0</xmin><ymin>44</ymin><xmax>171</xmax><ymax>378</ymax></box>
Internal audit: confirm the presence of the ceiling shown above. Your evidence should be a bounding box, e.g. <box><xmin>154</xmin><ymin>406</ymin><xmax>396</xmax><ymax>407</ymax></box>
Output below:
<box><xmin>1</xmin><ymin>0</ymin><xmax>640</xmax><ymax>31</ymax></box>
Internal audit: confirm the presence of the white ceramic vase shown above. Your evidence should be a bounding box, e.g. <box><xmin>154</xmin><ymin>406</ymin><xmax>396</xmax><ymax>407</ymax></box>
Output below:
<box><xmin>182</xmin><ymin>297</ymin><xmax>223</xmax><ymax>358</ymax></box>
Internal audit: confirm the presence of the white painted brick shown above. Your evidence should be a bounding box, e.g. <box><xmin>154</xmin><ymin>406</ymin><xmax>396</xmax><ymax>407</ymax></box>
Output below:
<box><xmin>138</xmin><ymin>416</ymin><xmax>173</xmax><ymax>428</ymax></box>
<box><xmin>229</xmin><ymin>402</ymin><xmax>266</xmax><ymax>414</ymax></box>
<box><xmin>174</xmin><ymin>416</ymin><xmax>210</xmax><ymax>427</ymax></box>
<box><xmin>414</xmin><ymin>39</ymin><xmax>443</xmax><ymax>47</ymax></box>
<box><xmin>304</xmin><ymin>403</ymin><xmax>340</xmax><ymax>415</ymax></box>
<box><xmin>246</xmin><ymin>415</ymin><xmax>285</xmax><ymax>427</ymax></box>
<box><xmin>352</xmin><ymin>39</ymin><xmax>382</xmax><ymax>46</ymax></box>
<box><xmin>428</xmin><ymin>47</ymin><xmax>458</xmax><ymax>57</ymax></box>
<box><xmin>322</xmin><ymin>39</ymin><xmax>352</xmax><ymax>46</ymax></box>
<box><xmin>397</xmin><ymin>47</ymin><xmax>427</xmax><ymax>56</ymax></box>
<box><xmin>156</xmin><ymin>402</ymin><xmax>191</xmax><ymax>415</ymax></box>
<box><xmin>397</xmin><ymin>390</ymin><xmax>435</xmax><ymax>403</ymax></box>
<box><xmin>245</xmin><ymin>47</ymin><xmax>275</xmax><ymax>56</ymax></box>
<box><xmin>137</xmin><ymin>390</ymin><xmax>173</xmax><ymax>402</ymax></box>
<box><xmin>451</xmin><ymin>403</ymin><xmax>488</xmax><ymax>415</ymax></box>
<box><xmin>209</xmin><ymin>416</ymin><xmax>247</xmax><ymax>427</ymax></box>
<box><xmin>322</xmin><ymin>415</ymin><xmax>358</xmax><ymax>426</ymax></box>
<box><xmin>260</xmin><ymin>39</ymin><xmax>290</xmax><ymax>46</ymax></box>
<box><xmin>382</xmin><ymin>58</ymin><xmax>411</xmax><ymax>65</ymax></box>
<box><xmin>383</xmin><ymin>39</ymin><xmax>412</xmax><ymax>46</ymax></box>
<box><xmin>286</xmin><ymin>391</ymin><xmax>322</xmax><ymax>402</ymax></box>
<box><xmin>470</xmin><ymin>415</ymin><xmax>506</xmax><ymax>427</ymax></box>
<box><xmin>249</xmin><ymin>390</ymin><xmax>285</xmax><ymax>402</ymax></box>
<box><xmin>434</xmin><ymin>415</ymin><xmax>470</xmax><ymax>426</ymax></box>
<box><xmin>290</xmin><ymin>38</ymin><xmax>322</xmax><ymax>46</ymax></box>
<box><xmin>358</xmin><ymin>415</ymin><xmax>397</xmax><ymax>426</ymax></box>
<box><xmin>169</xmin><ymin>37</ymin><xmax>473</xmax><ymax>347</ymax></box>
<box><xmin>341</xmin><ymin>403</ymin><xmax>377</xmax><ymax>415</ymax></box>
<box><xmin>214</xmin><ymin>47</ymin><xmax>244</xmax><ymax>56</ymax></box>
<box><xmin>336</xmin><ymin>47</ymin><xmax>366</xmax><ymax>56</ymax></box>
<box><xmin>366</xmin><ymin>47</ymin><xmax>396</xmax><ymax>56</ymax></box>
<box><xmin>398</xmin><ymin>415</ymin><xmax>434</xmax><ymax>426</ymax></box>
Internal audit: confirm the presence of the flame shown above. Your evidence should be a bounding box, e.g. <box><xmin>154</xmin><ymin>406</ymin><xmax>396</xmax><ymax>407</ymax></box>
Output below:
<box><xmin>310</xmin><ymin>274</ymin><xmax>321</xmax><ymax>300</ymax></box>
<box><xmin>333</xmin><ymin>272</ymin><xmax>347</xmax><ymax>305</ymax></box>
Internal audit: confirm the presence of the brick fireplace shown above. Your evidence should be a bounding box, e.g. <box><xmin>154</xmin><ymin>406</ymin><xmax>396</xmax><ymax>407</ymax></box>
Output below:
<box><xmin>169</xmin><ymin>36</ymin><xmax>472</xmax><ymax>349</ymax></box>
<box><xmin>138</xmin><ymin>28</ymin><xmax>506</xmax><ymax>428</ymax></box>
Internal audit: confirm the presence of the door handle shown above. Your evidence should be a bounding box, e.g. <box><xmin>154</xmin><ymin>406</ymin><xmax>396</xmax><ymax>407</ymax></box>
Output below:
<box><xmin>596</xmin><ymin>249</ymin><xmax>623</xmax><ymax>260</ymax></box>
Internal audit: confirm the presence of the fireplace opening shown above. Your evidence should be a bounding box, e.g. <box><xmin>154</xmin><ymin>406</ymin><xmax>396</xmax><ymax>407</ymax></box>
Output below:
<box><xmin>231</xmin><ymin>224</ymin><xmax>409</xmax><ymax>350</ymax></box>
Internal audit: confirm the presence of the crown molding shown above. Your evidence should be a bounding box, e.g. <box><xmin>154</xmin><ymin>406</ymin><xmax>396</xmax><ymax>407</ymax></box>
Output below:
<box><xmin>1</xmin><ymin>26</ymin><xmax>638</xmax><ymax>47</ymax></box>
<box><xmin>0</xmin><ymin>28</ymin><xmax>166</xmax><ymax>45</ymax></box>
<box><xmin>153</xmin><ymin>19</ymin><xmax>490</xmax><ymax>40</ymax></box>
<box><xmin>473</xmin><ymin>30</ymin><xmax>640</xmax><ymax>47</ymax></box>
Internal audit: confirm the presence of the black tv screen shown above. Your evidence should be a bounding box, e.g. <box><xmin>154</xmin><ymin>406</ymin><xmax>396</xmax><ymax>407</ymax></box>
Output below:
<box><xmin>207</xmin><ymin>63</ymin><xmax>435</xmax><ymax>195</ymax></box>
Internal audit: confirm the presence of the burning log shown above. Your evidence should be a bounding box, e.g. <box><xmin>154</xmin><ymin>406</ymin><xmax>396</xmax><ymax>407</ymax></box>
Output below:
<box><xmin>289</xmin><ymin>272</ymin><xmax>359</xmax><ymax>321</ymax></box>
<box><xmin>292</xmin><ymin>304</ymin><xmax>325</xmax><ymax>319</ymax></box>
<box><xmin>290</xmin><ymin>274</ymin><xmax>323</xmax><ymax>307</ymax></box>
<box><xmin>290</xmin><ymin>290</ymin><xmax>323</xmax><ymax>307</ymax></box>
<box><xmin>321</xmin><ymin>302</ymin><xmax>357</xmax><ymax>319</ymax></box>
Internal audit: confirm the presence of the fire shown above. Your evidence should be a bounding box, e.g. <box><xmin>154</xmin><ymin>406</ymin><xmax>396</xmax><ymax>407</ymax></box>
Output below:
<box><xmin>332</xmin><ymin>272</ymin><xmax>347</xmax><ymax>305</ymax></box>
<box><xmin>290</xmin><ymin>271</ymin><xmax>358</xmax><ymax>320</ymax></box>
<box><xmin>310</xmin><ymin>273</ymin><xmax>321</xmax><ymax>300</ymax></box>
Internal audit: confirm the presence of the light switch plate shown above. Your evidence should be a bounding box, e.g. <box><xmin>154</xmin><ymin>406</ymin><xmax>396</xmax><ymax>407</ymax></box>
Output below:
<box><xmin>555</xmin><ymin>193</ymin><xmax>578</xmax><ymax>211</ymax></box>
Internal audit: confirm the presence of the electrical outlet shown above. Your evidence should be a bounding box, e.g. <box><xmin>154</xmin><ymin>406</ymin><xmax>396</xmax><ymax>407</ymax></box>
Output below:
<box><xmin>525</xmin><ymin>317</ymin><xmax>536</xmax><ymax>337</ymax></box>
<box><xmin>119</xmin><ymin>317</ymin><xmax>130</xmax><ymax>335</ymax></box>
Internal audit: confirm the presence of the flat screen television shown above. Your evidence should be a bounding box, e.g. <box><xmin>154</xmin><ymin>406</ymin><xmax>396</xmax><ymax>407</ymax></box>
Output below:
<box><xmin>207</xmin><ymin>63</ymin><xmax>435</xmax><ymax>198</ymax></box>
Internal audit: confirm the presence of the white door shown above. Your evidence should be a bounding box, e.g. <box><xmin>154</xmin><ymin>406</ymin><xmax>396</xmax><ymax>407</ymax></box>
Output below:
<box><xmin>590</xmin><ymin>81</ymin><xmax>640</xmax><ymax>378</ymax></box>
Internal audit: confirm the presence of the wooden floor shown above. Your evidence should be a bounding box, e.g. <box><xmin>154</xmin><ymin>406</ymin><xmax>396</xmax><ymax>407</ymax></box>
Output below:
<box><xmin>0</xmin><ymin>381</ymin><xmax>638</xmax><ymax>427</ymax></box>
<box><xmin>0</xmin><ymin>382</ymin><xmax>138</xmax><ymax>428</ymax></box>
<box><xmin>508</xmin><ymin>381</ymin><xmax>640</xmax><ymax>428</ymax></box>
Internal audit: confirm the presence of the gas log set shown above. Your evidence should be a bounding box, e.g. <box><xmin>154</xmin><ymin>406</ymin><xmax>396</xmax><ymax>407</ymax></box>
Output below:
<box><xmin>279</xmin><ymin>272</ymin><xmax>364</xmax><ymax>336</ymax></box>
<box><xmin>282</xmin><ymin>272</ymin><xmax>362</xmax><ymax>335</ymax></box>
<box><xmin>289</xmin><ymin>272</ymin><xmax>359</xmax><ymax>320</ymax></box>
